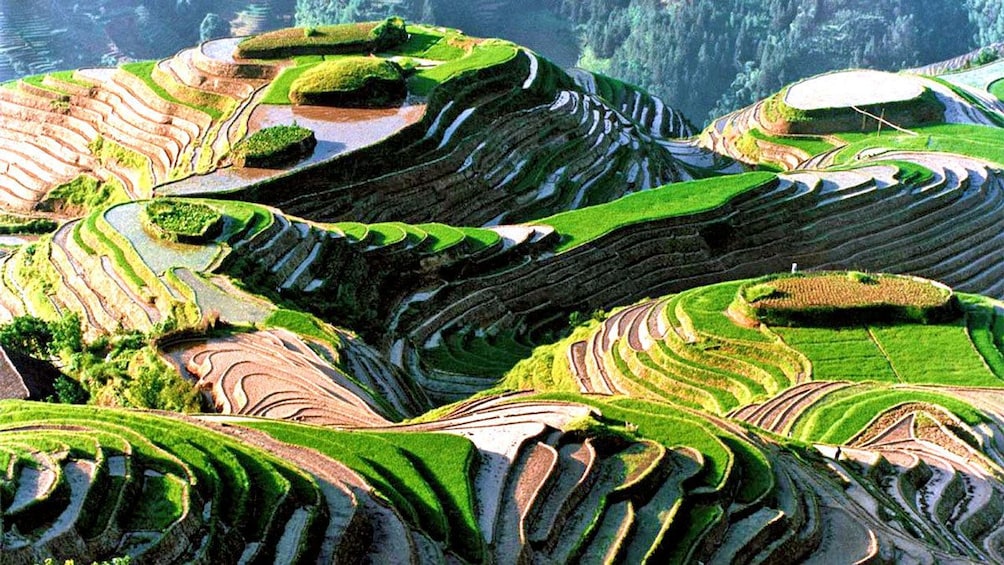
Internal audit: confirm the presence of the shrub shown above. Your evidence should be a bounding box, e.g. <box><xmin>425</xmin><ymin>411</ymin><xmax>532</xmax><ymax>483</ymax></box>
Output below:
<box><xmin>974</xmin><ymin>47</ymin><xmax>999</xmax><ymax>67</ymax></box>
<box><xmin>43</xmin><ymin>174</ymin><xmax>128</xmax><ymax>213</ymax></box>
<box><xmin>288</xmin><ymin>57</ymin><xmax>406</xmax><ymax>107</ymax></box>
<box><xmin>762</xmin><ymin>89</ymin><xmax>809</xmax><ymax>124</ymax></box>
<box><xmin>0</xmin><ymin>315</ymin><xmax>55</xmax><ymax>358</ymax></box>
<box><xmin>143</xmin><ymin>199</ymin><xmax>222</xmax><ymax>243</ymax></box>
<box><xmin>231</xmin><ymin>124</ymin><xmax>317</xmax><ymax>168</ymax></box>
<box><xmin>743</xmin><ymin>283</ymin><xmax>780</xmax><ymax>303</ymax></box>
<box><xmin>49</xmin><ymin>374</ymin><xmax>88</xmax><ymax>404</ymax></box>
<box><xmin>0</xmin><ymin>214</ymin><xmax>57</xmax><ymax>235</ymax></box>
<box><xmin>369</xmin><ymin>17</ymin><xmax>408</xmax><ymax>51</ymax></box>
<box><xmin>847</xmin><ymin>271</ymin><xmax>877</xmax><ymax>284</ymax></box>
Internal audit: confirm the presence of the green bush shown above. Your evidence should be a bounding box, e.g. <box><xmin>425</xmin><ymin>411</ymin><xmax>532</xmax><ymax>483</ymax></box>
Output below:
<box><xmin>974</xmin><ymin>47</ymin><xmax>999</xmax><ymax>67</ymax></box>
<box><xmin>143</xmin><ymin>199</ymin><xmax>222</xmax><ymax>243</ymax></box>
<box><xmin>744</xmin><ymin>283</ymin><xmax>780</xmax><ymax>303</ymax></box>
<box><xmin>0</xmin><ymin>214</ymin><xmax>57</xmax><ymax>235</ymax></box>
<box><xmin>847</xmin><ymin>271</ymin><xmax>877</xmax><ymax>284</ymax></box>
<box><xmin>232</xmin><ymin>124</ymin><xmax>316</xmax><ymax>168</ymax></box>
<box><xmin>369</xmin><ymin>17</ymin><xmax>408</xmax><ymax>51</ymax></box>
<box><xmin>43</xmin><ymin>174</ymin><xmax>128</xmax><ymax>212</ymax></box>
<box><xmin>288</xmin><ymin>57</ymin><xmax>406</xmax><ymax>107</ymax></box>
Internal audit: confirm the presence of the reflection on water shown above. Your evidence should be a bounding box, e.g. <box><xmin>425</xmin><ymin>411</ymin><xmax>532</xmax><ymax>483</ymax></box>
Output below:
<box><xmin>201</xmin><ymin>37</ymin><xmax>244</xmax><ymax>65</ymax></box>
<box><xmin>157</xmin><ymin>101</ymin><xmax>426</xmax><ymax>196</ymax></box>
<box><xmin>105</xmin><ymin>203</ymin><xmax>219</xmax><ymax>275</ymax></box>
<box><xmin>0</xmin><ymin>235</ymin><xmax>30</xmax><ymax>246</ymax></box>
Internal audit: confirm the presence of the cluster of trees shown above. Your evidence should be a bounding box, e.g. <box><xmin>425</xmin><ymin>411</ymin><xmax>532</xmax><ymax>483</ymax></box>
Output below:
<box><xmin>0</xmin><ymin>1</ymin><xmax>295</xmax><ymax>82</ymax></box>
<box><xmin>554</xmin><ymin>0</ymin><xmax>981</xmax><ymax>122</ymax></box>
<box><xmin>294</xmin><ymin>0</ymin><xmax>1004</xmax><ymax>124</ymax></box>
<box><xmin>0</xmin><ymin>313</ymin><xmax>202</xmax><ymax>412</ymax></box>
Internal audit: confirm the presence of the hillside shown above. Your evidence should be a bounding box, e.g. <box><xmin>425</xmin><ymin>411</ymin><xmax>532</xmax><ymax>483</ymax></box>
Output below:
<box><xmin>4</xmin><ymin>17</ymin><xmax>1004</xmax><ymax>564</ymax></box>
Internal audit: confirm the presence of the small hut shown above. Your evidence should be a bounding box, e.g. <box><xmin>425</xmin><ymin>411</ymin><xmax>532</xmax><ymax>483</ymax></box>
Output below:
<box><xmin>0</xmin><ymin>346</ymin><xmax>58</xmax><ymax>401</ymax></box>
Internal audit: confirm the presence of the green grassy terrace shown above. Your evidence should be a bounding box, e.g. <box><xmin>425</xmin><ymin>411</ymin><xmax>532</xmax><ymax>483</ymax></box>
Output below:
<box><xmin>789</xmin><ymin>384</ymin><xmax>987</xmax><ymax>444</ymax></box>
<box><xmin>991</xmin><ymin>77</ymin><xmax>1004</xmax><ymax>102</ymax></box>
<box><xmin>260</xmin><ymin>24</ymin><xmax>518</xmax><ymax>103</ymax></box>
<box><xmin>120</xmin><ymin>61</ymin><xmax>227</xmax><ymax>120</ymax></box>
<box><xmin>407</xmin><ymin>40</ymin><xmax>520</xmax><ymax>96</ymax></box>
<box><xmin>236</xmin><ymin>419</ymin><xmax>483</xmax><ymax>561</ymax></box>
<box><xmin>528</xmin><ymin>393</ymin><xmax>752</xmax><ymax>493</ymax></box>
<box><xmin>833</xmin><ymin>123</ymin><xmax>1004</xmax><ymax>166</ymax></box>
<box><xmin>540</xmin><ymin>172</ymin><xmax>776</xmax><ymax>252</ymax></box>
<box><xmin>0</xmin><ymin>400</ymin><xmax>323</xmax><ymax>558</ymax></box>
<box><xmin>748</xmin><ymin>128</ymin><xmax>836</xmax><ymax>156</ymax></box>
<box><xmin>236</xmin><ymin>17</ymin><xmax>407</xmax><ymax>59</ymax></box>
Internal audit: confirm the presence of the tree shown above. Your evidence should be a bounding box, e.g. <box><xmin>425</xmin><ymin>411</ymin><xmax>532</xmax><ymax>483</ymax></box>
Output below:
<box><xmin>50</xmin><ymin>374</ymin><xmax>88</xmax><ymax>404</ymax></box>
<box><xmin>52</xmin><ymin>312</ymin><xmax>83</xmax><ymax>354</ymax></box>
<box><xmin>199</xmin><ymin>13</ymin><xmax>229</xmax><ymax>42</ymax></box>
<box><xmin>0</xmin><ymin>315</ymin><xmax>54</xmax><ymax>358</ymax></box>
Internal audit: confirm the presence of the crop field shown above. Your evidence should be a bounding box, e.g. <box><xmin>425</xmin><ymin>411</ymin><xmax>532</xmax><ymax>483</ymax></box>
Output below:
<box><xmin>833</xmin><ymin>123</ymin><xmax>1004</xmax><ymax>165</ymax></box>
<box><xmin>236</xmin><ymin>22</ymin><xmax>381</xmax><ymax>58</ymax></box>
<box><xmin>5</xmin><ymin>18</ymin><xmax>1004</xmax><ymax>565</ymax></box>
<box><xmin>540</xmin><ymin>171</ymin><xmax>776</xmax><ymax>251</ymax></box>
<box><xmin>745</xmin><ymin>273</ymin><xmax>950</xmax><ymax>310</ymax></box>
<box><xmin>120</xmin><ymin>61</ymin><xmax>226</xmax><ymax>120</ymax></box>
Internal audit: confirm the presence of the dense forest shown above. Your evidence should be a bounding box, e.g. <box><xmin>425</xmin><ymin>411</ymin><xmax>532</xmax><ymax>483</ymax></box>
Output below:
<box><xmin>0</xmin><ymin>0</ymin><xmax>294</xmax><ymax>80</ymax></box>
<box><xmin>553</xmin><ymin>0</ymin><xmax>995</xmax><ymax>122</ymax></box>
<box><xmin>298</xmin><ymin>0</ymin><xmax>1004</xmax><ymax>122</ymax></box>
<box><xmin>4</xmin><ymin>0</ymin><xmax>1004</xmax><ymax>122</ymax></box>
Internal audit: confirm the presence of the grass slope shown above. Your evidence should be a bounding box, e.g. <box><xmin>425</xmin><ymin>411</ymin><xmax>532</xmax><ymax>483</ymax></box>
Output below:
<box><xmin>540</xmin><ymin>172</ymin><xmax>776</xmax><ymax>252</ymax></box>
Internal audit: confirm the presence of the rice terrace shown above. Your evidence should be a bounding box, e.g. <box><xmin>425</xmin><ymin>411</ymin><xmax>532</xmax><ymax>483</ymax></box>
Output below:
<box><xmin>5</xmin><ymin>11</ymin><xmax>1004</xmax><ymax>565</ymax></box>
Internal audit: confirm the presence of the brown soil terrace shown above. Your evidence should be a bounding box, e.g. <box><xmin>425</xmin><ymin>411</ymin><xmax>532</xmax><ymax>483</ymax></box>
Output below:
<box><xmin>752</xmin><ymin>274</ymin><xmax>950</xmax><ymax>310</ymax></box>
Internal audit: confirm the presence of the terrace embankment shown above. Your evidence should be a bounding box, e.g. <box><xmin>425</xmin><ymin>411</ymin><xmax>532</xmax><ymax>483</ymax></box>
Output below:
<box><xmin>208</xmin><ymin>51</ymin><xmax>727</xmax><ymax>226</ymax></box>
<box><xmin>392</xmin><ymin>151</ymin><xmax>1004</xmax><ymax>354</ymax></box>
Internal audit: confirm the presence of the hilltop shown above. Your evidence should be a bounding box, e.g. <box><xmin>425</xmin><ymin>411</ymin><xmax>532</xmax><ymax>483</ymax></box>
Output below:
<box><xmin>2</xmin><ymin>17</ymin><xmax>1004</xmax><ymax>564</ymax></box>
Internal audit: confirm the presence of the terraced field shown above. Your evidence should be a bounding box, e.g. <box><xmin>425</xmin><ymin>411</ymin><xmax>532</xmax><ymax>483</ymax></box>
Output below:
<box><xmin>7</xmin><ymin>18</ymin><xmax>1004</xmax><ymax>565</ymax></box>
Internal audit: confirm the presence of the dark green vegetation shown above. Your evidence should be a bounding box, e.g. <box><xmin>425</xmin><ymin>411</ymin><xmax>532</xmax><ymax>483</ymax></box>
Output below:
<box><xmin>554</xmin><ymin>0</ymin><xmax>986</xmax><ymax>122</ymax></box>
<box><xmin>143</xmin><ymin>199</ymin><xmax>222</xmax><ymax>242</ymax></box>
<box><xmin>0</xmin><ymin>313</ymin><xmax>204</xmax><ymax>410</ymax></box>
<box><xmin>288</xmin><ymin>57</ymin><xmax>406</xmax><ymax>107</ymax></box>
<box><xmin>231</xmin><ymin>124</ymin><xmax>316</xmax><ymax>168</ymax></box>
<box><xmin>43</xmin><ymin>175</ymin><xmax>128</xmax><ymax>213</ymax></box>
<box><xmin>0</xmin><ymin>214</ymin><xmax>56</xmax><ymax>236</ymax></box>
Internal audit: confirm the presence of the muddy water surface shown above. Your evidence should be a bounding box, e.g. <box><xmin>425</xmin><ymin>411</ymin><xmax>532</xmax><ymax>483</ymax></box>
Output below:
<box><xmin>157</xmin><ymin>101</ymin><xmax>425</xmax><ymax>196</ymax></box>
